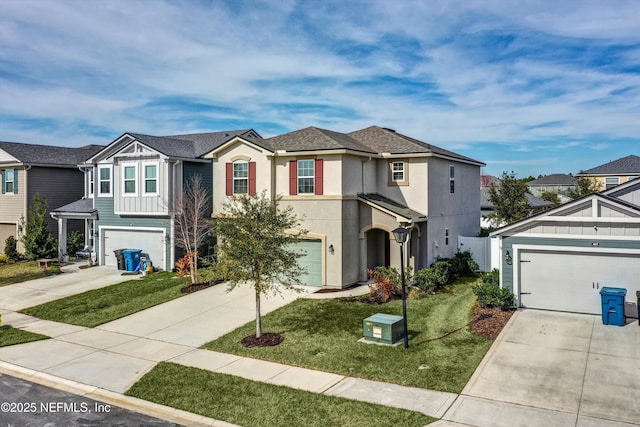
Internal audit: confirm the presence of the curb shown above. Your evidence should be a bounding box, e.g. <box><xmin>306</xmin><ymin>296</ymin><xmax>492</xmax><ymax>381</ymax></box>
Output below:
<box><xmin>0</xmin><ymin>361</ymin><xmax>237</xmax><ymax>427</ymax></box>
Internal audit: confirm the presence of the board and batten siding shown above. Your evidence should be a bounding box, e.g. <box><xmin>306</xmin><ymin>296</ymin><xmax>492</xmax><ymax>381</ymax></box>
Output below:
<box><xmin>500</xmin><ymin>236</ymin><xmax>640</xmax><ymax>292</ymax></box>
<box><xmin>113</xmin><ymin>157</ymin><xmax>168</xmax><ymax>215</ymax></box>
<box><xmin>94</xmin><ymin>197</ymin><xmax>172</xmax><ymax>268</ymax></box>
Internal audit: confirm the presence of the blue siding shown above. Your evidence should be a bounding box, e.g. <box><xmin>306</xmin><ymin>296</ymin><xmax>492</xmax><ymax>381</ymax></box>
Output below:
<box><xmin>501</xmin><ymin>236</ymin><xmax>640</xmax><ymax>291</ymax></box>
<box><xmin>94</xmin><ymin>197</ymin><xmax>172</xmax><ymax>268</ymax></box>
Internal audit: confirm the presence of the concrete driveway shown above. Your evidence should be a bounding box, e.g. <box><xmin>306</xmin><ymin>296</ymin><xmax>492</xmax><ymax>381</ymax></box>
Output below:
<box><xmin>443</xmin><ymin>309</ymin><xmax>640</xmax><ymax>427</ymax></box>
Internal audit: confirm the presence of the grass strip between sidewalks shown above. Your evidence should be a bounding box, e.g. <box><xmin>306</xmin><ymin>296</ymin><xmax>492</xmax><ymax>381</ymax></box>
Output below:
<box><xmin>19</xmin><ymin>272</ymin><xmax>185</xmax><ymax>327</ymax></box>
<box><xmin>126</xmin><ymin>362</ymin><xmax>435</xmax><ymax>427</ymax></box>
<box><xmin>0</xmin><ymin>325</ymin><xmax>49</xmax><ymax>347</ymax></box>
<box><xmin>0</xmin><ymin>261</ymin><xmax>59</xmax><ymax>287</ymax></box>
<box><xmin>204</xmin><ymin>277</ymin><xmax>492</xmax><ymax>393</ymax></box>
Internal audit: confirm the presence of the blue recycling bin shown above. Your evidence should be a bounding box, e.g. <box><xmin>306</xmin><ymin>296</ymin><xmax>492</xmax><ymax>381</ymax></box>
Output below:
<box><xmin>123</xmin><ymin>249</ymin><xmax>143</xmax><ymax>272</ymax></box>
<box><xmin>600</xmin><ymin>287</ymin><xmax>627</xmax><ymax>326</ymax></box>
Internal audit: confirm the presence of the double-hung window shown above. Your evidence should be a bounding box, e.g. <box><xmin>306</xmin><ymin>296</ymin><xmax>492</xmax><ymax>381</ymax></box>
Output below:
<box><xmin>605</xmin><ymin>177</ymin><xmax>619</xmax><ymax>190</ymax></box>
<box><xmin>144</xmin><ymin>164</ymin><xmax>157</xmax><ymax>194</ymax></box>
<box><xmin>449</xmin><ymin>165</ymin><xmax>455</xmax><ymax>194</ymax></box>
<box><xmin>233</xmin><ymin>161</ymin><xmax>248</xmax><ymax>194</ymax></box>
<box><xmin>123</xmin><ymin>165</ymin><xmax>137</xmax><ymax>195</ymax></box>
<box><xmin>98</xmin><ymin>166</ymin><xmax>112</xmax><ymax>196</ymax></box>
<box><xmin>3</xmin><ymin>169</ymin><xmax>15</xmax><ymax>194</ymax></box>
<box><xmin>297</xmin><ymin>159</ymin><xmax>315</xmax><ymax>194</ymax></box>
<box><xmin>392</xmin><ymin>162</ymin><xmax>404</xmax><ymax>182</ymax></box>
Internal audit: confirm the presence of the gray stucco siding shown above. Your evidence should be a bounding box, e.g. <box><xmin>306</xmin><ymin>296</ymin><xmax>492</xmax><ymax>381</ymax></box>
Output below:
<box><xmin>94</xmin><ymin>197</ymin><xmax>172</xmax><ymax>269</ymax></box>
<box><xmin>500</xmin><ymin>235</ymin><xmax>640</xmax><ymax>292</ymax></box>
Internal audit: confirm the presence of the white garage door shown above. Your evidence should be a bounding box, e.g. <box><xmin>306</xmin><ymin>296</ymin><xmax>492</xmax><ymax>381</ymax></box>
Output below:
<box><xmin>519</xmin><ymin>250</ymin><xmax>640</xmax><ymax>314</ymax></box>
<box><xmin>102</xmin><ymin>228</ymin><xmax>165</xmax><ymax>270</ymax></box>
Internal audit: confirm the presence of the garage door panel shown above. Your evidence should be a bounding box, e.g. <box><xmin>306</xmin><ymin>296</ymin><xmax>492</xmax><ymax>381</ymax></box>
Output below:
<box><xmin>102</xmin><ymin>229</ymin><xmax>165</xmax><ymax>270</ymax></box>
<box><xmin>520</xmin><ymin>251</ymin><xmax>640</xmax><ymax>314</ymax></box>
<box><xmin>294</xmin><ymin>240</ymin><xmax>322</xmax><ymax>287</ymax></box>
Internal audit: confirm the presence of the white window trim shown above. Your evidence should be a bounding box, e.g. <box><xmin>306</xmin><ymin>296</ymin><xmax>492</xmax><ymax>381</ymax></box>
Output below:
<box><xmin>122</xmin><ymin>163</ymin><xmax>138</xmax><ymax>197</ymax></box>
<box><xmin>392</xmin><ymin>161</ymin><xmax>405</xmax><ymax>182</ymax></box>
<box><xmin>142</xmin><ymin>161</ymin><xmax>159</xmax><ymax>196</ymax></box>
<box><xmin>3</xmin><ymin>169</ymin><xmax>15</xmax><ymax>195</ymax></box>
<box><xmin>87</xmin><ymin>169</ymin><xmax>94</xmax><ymax>198</ymax></box>
<box><xmin>233</xmin><ymin>160</ymin><xmax>249</xmax><ymax>195</ymax></box>
<box><xmin>98</xmin><ymin>165</ymin><xmax>113</xmax><ymax>197</ymax></box>
<box><xmin>297</xmin><ymin>159</ymin><xmax>315</xmax><ymax>195</ymax></box>
<box><xmin>605</xmin><ymin>176</ymin><xmax>619</xmax><ymax>189</ymax></box>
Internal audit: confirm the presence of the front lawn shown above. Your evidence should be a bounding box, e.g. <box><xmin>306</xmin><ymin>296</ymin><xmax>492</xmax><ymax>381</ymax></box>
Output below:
<box><xmin>126</xmin><ymin>362</ymin><xmax>435</xmax><ymax>427</ymax></box>
<box><xmin>204</xmin><ymin>277</ymin><xmax>492</xmax><ymax>393</ymax></box>
<box><xmin>20</xmin><ymin>272</ymin><xmax>186</xmax><ymax>327</ymax></box>
<box><xmin>0</xmin><ymin>261</ymin><xmax>59</xmax><ymax>287</ymax></box>
<box><xmin>0</xmin><ymin>325</ymin><xmax>49</xmax><ymax>347</ymax></box>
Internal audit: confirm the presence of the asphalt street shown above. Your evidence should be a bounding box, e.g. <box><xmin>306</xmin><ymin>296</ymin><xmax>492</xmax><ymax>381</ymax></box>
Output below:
<box><xmin>0</xmin><ymin>373</ymin><xmax>181</xmax><ymax>427</ymax></box>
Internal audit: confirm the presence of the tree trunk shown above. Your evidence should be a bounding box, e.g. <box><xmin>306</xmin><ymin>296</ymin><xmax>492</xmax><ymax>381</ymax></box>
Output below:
<box><xmin>190</xmin><ymin>253</ymin><xmax>197</xmax><ymax>284</ymax></box>
<box><xmin>255</xmin><ymin>289</ymin><xmax>262</xmax><ymax>338</ymax></box>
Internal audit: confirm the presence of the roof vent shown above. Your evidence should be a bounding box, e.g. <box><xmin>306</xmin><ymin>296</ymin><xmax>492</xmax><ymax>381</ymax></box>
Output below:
<box><xmin>225</xmin><ymin>133</ymin><xmax>229</xmax><ymax>136</ymax></box>
<box><xmin>382</xmin><ymin>127</ymin><xmax>396</xmax><ymax>133</ymax></box>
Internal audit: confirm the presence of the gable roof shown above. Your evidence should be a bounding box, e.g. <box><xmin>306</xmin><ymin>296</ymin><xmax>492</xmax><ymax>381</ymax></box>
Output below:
<box><xmin>527</xmin><ymin>174</ymin><xmax>576</xmax><ymax>186</ymax></box>
<box><xmin>0</xmin><ymin>141</ymin><xmax>104</xmax><ymax>166</ymax></box>
<box><xmin>579</xmin><ymin>155</ymin><xmax>640</xmax><ymax>175</ymax></box>
<box><xmin>91</xmin><ymin>129</ymin><xmax>260</xmax><ymax>162</ymax></box>
<box><xmin>348</xmin><ymin>126</ymin><xmax>484</xmax><ymax>165</ymax></box>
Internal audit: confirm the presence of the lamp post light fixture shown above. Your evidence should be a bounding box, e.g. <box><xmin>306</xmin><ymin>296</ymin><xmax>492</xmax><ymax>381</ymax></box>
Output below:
<box><xmin>392</xmin><ymin>226</ymin><xmax>410</xmax><ymax>349</ymax></box>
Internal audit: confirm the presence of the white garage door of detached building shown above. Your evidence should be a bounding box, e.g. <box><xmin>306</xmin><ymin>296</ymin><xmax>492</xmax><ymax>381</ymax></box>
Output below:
<box><xmin>517</xmin><ymin>249</ymin><xmax>640</xmax><ymax>314</ymax></box>
<box><xmin>101</xmin><ymin>228</ymin><xmax>165</xmax><ymax>270</ymax></box>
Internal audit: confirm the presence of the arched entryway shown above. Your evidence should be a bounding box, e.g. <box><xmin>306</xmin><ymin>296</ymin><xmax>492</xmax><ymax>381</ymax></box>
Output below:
<box><xmin>364</xmin><ymin>228</ymin><xmax>391</xmax><ymax>271</ymax></box>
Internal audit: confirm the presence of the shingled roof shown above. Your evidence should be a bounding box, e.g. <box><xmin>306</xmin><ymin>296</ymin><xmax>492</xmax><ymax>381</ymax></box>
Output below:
<box><xmin>358</xmin><ymin>193</ymin><xmax>427</xmax><ymax>222</ymax></box>
<box><xmin>265</xmin><ymin>127</ymin><xmax>376</xmax><ymax>154</ymax></box>
<box><xmin>0</xmin><ymin>141</ymin><xmax>104</xmax><ymax>166</ymax></box>
<box><xmin>580</xmin><ymin>155</ymin><xmax>640</xmax><ymax>175</ymax></box>
<box><xmin>528</xmin><ymin>174</ymin><xmax>576</xmax><ymax>186</ymax></box>
<box><xmin>126</xmin><ymin>129</ymin><xmax>260</xmax><ymax>158</ymax></box>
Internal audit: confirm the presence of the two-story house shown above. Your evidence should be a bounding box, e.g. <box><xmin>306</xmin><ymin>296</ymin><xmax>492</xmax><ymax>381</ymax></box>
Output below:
<box><xmin>578</xmin><ymin>155</ymin><xmax>640</xmax><ymax>190</ymax></box>
<box><xmin>53</xmin><ymin>129</ymin><xmax>261</xmax><ymax>270</ymax></box>
<box><xmin>0</xmin><ymin>141</ymin><xmax>103</xmax><ymax>252</ymax></box>
<box><xmin>205</xmin><ymin>126</ymin><xmax>484</xmax><ymax>289</ymax></box>
<box><xmin>527</xmin><ymin>173</ymin><xmax>576</xmax><ymax>202</ymax></box>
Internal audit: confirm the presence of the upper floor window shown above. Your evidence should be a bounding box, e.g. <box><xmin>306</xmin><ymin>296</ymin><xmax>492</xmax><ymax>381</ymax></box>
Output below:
<box><xmin>2</xmin><ymin>169</ymin><xmax>16</xmax><ymax>194</ymax></box>
<box><xmin>605</xmin><ymin>177</ymin><xmax>619</xmax><ymax>189</ymax></box>
<box><xmin>297</xmin><ymin>159</ymin><xmax>315</xmax><ymax>194</ymax></box>
<box><xmin>144</xmin><ymin>164</ymin><xmax>157</xmax><ymax>194</ymax></box>
<box><xmin>123</xmin><ymin>165</ymin><xmax>137</xmax><ymax>195</ymax></box>
<box><xmin>88</xmin><ymin>169</ymin><xmax>94</xmax><ymax>197</ymax></box>
<box><xmin>392</xmin><ymin>162</ymin><xmax>404</xmax><ymax>182</ymax></box>
<box><xmin>449</xmin><ymin>165</ymin><xmax>455</xmax><ymax>194</ymax></box>
<box><xmin>98</xmin><ymin>166</ymin><xmax>112</xmax><ymax>196</ymax></box>
<box><xmin>233</xmin><ymin>161</ymin><xmax>248</xmax><ymax>194</ymax></box>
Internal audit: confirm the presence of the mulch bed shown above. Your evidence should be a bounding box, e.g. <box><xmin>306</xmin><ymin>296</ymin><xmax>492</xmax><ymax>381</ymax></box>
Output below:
<box><xmin>471</xmin><ymin>306</ymin><xmax>515</xmax><ymax>340</ymax></box>
<box><xmin>241</xmin><ymin>332</ymin><xmax>284</xmax><ymax>348</ymax></box>
<box><xmin>181</xmin><ymin>281</ymin><xmax>217</xmax><ymax>294</ymax></box>
<box><xmin>314</xmin><ymin>283</ymin><xmax>363</xmax><ymax>294</ymax></box>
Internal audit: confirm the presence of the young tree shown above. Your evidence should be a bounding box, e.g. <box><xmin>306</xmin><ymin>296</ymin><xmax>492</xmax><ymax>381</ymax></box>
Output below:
<box><xmin>487</xmin><ymin>171</ymin><xmax>532</xmax><ymax>227</ymax></box>
<box><xmin>214</xmin><ymin>191</ymin><xmax>306</xmax><ymax>338</ymax></box>
<box><xmin>18</xmin><ymin>193</ymin><xmax>57</xmax><ymax>260</ymax></box>
<box><xmin>174</xmin><ymin>175</ymin><xmax>211</xmax><ymax>284</ymax></box>
<box><xmin>568</xmin><ymin>175</ymin><xmax>603</xmax><ymax>199</ymax></box>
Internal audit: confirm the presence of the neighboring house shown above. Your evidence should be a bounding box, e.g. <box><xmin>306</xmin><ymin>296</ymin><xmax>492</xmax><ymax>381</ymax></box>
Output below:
<box><xmin>480</xmin><ymin>174</ymin><xmax>553</xmax><ymax>228</ymax></box>
<box><xmin>578</xmin><ymin>154</ymin><xmax>640</xmax><ymax>190</ymax></box>
<box><xmin>0</xmin><ymin>141</ymin><xmax>103</xmax><ymax>253</ymax></box>
<box><xmin>491</xmin><ymin>178</ymin><xmax>640</xmax><ymax>314</ymax></box>
<box><xmin>53</xmin><ymin>129</ymin><xmax>261</xmax><ymax>270</ymax></box>
<box><xmin>205</xmin><ymin>126</ymin><xmax>484</xmax><ymax>289</ymax></box>
<box><xmin>527</xmin><ymin>173</ymin><xmax>576</xmax><ymax>202</ymax></box>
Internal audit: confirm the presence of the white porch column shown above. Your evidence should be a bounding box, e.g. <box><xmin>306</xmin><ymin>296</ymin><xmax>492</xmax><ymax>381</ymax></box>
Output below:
<box><xmin>57</xmin><ymin>217</ymin><xmax>67</xmax><ymax>259</ymax></box>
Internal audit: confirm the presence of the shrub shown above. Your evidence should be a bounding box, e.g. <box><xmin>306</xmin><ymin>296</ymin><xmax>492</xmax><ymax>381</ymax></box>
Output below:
<box><xmin>175</xmin><ymin>254</ymin><xmax>192</xmax><ymax>283</ymax></box>
<box><xmin>18</xmin><ymin>194</ymin><xmax>57</xmax><ymax>260</ymax></box>
<box><xmin>414</xmin><ymin>261</ymin><xmax>451</xmax><ymax>293</ymax></box>
<box><xmin>453</xmin><ymin>250</ymin><xmax>479</xmax><ymax>276</ymax></box>
<box><xmin>367</xmin><ymin>268</ymin><xmax>401</xmax><ymax>303</ymax></box>
<box><xmin>473</xmin><ymin>282</ymin><xmax>514</xmax><ymax>309</ymax></box>
<box><xmin>66</xmin><ymin>231</ymin><xmax>84</xmax><ymax>257</ymax></box>
<box><xmin>4</xmin><ymin>235</ymin><xmax>18</xmax><ymax>260</ymax></box>
<box><xmin>480</xmin><ymin>269</ymin><xmax>500</xmax><ymax>286</ymax></box>
<box><xmin>0</xmin><ymin>254</ymin><xmax>7</xmax><ymax>263</ymax></box>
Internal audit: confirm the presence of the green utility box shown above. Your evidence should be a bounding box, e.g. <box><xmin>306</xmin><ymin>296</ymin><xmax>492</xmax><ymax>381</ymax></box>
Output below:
<box><xmin>363</xmin><ymin>313</ymin><xmax>404</xmax><ymax>344</ymax></box>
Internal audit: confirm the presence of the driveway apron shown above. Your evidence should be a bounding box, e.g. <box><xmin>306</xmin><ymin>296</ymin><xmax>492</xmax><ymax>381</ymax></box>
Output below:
<box><xmin>445</xmin><ymin>309</ymin><xmax>640</xmax><ymax>426</ymax></box>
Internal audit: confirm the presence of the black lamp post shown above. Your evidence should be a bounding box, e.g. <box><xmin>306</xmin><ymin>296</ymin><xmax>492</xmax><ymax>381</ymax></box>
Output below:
<box><xmin>392</xmin><ymin>226</ymin><xmax>409</xmax><ymax>348</ymax></box>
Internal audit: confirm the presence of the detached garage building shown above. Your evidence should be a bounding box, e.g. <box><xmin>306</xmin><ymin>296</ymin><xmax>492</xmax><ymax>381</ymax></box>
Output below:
<box><xmin>491</xmin><ymin>179</ymin><xmax>640</xmax><ymax>314</ymax></box>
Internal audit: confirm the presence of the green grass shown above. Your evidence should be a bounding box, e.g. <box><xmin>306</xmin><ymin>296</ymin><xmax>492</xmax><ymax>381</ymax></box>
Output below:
<box><xmin>20</xmin><ymin>272</ymin><xmax>186</xmax><ymax>327</ymax></box>
<box><xmin>0</xmin><ymin>325</ymin><xmax>49</xmax><ymax>347</ymax></box>
<box><xmin>126</xmin><ymin>362</ymin><xmax>435</xmax><ymax>427</ymax></box>
<box><xmin>204</xmin><ymin>277</ymin><xmax>492</xmax><ymax>393</ymax></box>
<box><xmin>0</xmin><ymin>261</ymin><xmax>59</xmax><ymax>287</ymax></box>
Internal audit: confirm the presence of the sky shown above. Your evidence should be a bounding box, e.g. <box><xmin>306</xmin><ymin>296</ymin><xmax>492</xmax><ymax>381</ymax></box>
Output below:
<box><xmin>1</xmin><ymin>1</ymin><xmax>640</xmax><ymax>178</ymax></box>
